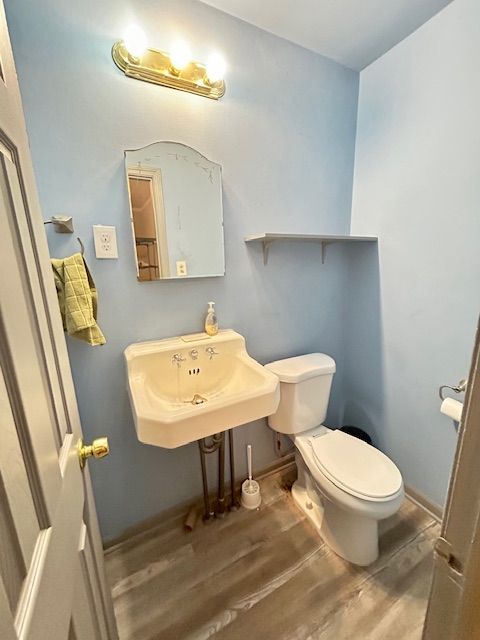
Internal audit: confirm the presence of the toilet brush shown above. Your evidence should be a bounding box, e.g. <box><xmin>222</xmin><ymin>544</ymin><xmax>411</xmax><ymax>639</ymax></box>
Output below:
<box><xmin>241</xmin><ymin>444</ymin><xmax>261</xmax><ymax>510</ymax></box>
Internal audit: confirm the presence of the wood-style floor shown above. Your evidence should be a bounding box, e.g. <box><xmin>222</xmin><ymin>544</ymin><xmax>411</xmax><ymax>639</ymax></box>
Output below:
<box><xmin>105</xmin><ymin>472</ymin><xmax>439</xmax><ymax>640</ymax></box>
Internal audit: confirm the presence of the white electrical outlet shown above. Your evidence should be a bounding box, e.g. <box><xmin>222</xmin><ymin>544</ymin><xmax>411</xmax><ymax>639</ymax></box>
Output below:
<box><xmin>176</xmin><ymin>260</ymin><xmax>187</xmax><ymax>276</ymax></box>
<box><xmin>93</xmin><ymin>225</ymin><xmax>118</xmax><ymax>259</ymax></box>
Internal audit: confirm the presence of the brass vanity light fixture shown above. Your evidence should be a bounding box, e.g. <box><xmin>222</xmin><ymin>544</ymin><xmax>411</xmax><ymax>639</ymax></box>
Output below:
<box><xmin>112</xmin><ymin>26</ymin><xmax>226</xmax><ymax>100</ymax></box>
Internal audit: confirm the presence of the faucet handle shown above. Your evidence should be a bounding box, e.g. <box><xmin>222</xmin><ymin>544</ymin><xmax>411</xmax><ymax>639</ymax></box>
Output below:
<box><xmin>172</xmin><ymin>352</ymin><xmax>187</xmax><ymax>366</ymax></box>
<box><xmin>205</xmin><ymin>346</ymin><xmax>219</xmax><ymax>359</ymax></box>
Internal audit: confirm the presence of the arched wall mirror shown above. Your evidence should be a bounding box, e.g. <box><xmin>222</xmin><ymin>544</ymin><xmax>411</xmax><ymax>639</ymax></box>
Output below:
<box><xmin>125</xmin><ymin>142</ymin><xmax>225</xmax><ymax>281</ymax></box>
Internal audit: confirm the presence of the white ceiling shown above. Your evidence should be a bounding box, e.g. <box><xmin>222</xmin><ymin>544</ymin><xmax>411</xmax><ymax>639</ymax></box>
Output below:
<box><xmin>199</xmin><ymin>0</ymin><xmax>452</xmax><ymax>70</ymax></box>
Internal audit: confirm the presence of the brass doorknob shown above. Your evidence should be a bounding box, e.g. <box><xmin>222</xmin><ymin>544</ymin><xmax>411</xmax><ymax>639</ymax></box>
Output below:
<box><xmin>78</xmin><ymin>437</ymin><xmax>109</xmax><ymax>469</ymax></box>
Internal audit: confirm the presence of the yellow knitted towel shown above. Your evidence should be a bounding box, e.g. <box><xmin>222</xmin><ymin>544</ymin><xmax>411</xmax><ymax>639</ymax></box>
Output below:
<box><xmin>51</xmin><ymin>253</ymin><xmax>106</xmax><ymax>346</ymax></box>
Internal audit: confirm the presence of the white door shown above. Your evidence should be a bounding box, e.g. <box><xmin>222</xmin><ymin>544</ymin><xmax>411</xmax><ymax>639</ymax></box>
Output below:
<box><xmin>0</xmin><ymin>3</ymin><xmax>117</xmax><ymax>639</ymax></box>
<box><xmin>423</xmin><ymin>318</ymin><xmax>480</xmax><ymax>639</ymax></box>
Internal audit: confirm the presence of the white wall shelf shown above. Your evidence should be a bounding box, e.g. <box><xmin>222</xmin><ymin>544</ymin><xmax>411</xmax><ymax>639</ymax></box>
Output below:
<box><xmin>245</xmin><ymin>233</ymin><xmax>378</xmax><ymax>265</ymax></box>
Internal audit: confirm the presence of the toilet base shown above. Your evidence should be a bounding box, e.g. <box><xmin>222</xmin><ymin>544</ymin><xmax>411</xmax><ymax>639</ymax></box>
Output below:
<box><xmin>292</xmin><ymin>481</ymin><xmax>325</xmax><ymax>534</ymax></box>
<box><xmin>292</xmin><ymin>458</ymin><xmax>379</xmax><ymax>566</ymax></box>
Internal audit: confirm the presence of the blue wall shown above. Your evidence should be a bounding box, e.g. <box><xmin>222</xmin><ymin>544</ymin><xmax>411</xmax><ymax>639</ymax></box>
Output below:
<box><xmin>5</xmin><ymin>0</ymin><xmax>359</xmax><ymax>540</ymax></box>
<box><xmin>347</xmin><ymin>0</ymin><xmax>480</xmax><ymax>508</ymax></box>
<box><xmin>10</xmin><ymin>0</ymin><xmax>476</xmax><ymax>537</ymax></box>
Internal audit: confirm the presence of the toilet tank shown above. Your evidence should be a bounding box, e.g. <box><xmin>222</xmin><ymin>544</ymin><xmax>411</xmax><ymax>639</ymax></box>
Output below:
<box><xmin>265</xmin><ymin>354</ymin><xmax>336</xmax><ymax>435</ymax></box>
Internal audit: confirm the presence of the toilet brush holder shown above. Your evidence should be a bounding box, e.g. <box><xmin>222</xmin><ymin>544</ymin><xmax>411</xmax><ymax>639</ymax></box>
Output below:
<box><xmin>241</xmin><ymin>444</ymin><xmax>261</xmax><ymax>509</ymax></box>
<box><xmin>241</xmin><ymin>479</ymin><xmax>261</xmax><ymax>510</ymax></box>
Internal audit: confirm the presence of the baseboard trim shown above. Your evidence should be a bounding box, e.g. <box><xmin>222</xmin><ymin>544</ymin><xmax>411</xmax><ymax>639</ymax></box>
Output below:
<box><xmin>103</xmin><ymin>453</ymin><xmax>296</xmax><ymax>551</ymax></box>
<box><xmin>405</xmin><ymin>485</ymin><xmax>443</xmax><ymax>523</ymax></box>
<box><xmin>104</xmin><ymin>462</ymin><xmax>442</xmax><ymax>550</ymax></box>
<box><xmin>256</xmin><ymin>453</ymin><xmax>295</xmax><ymax>480</ymax></box>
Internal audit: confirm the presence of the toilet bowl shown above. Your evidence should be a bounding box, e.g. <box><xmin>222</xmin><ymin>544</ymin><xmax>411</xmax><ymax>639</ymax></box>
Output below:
<box><xmin>265</xmin><ymin>354</ymin><xmax>404</xmax><ymax>566</ymax></box>
<box><xmin>293</xmin><ymin>426</ymin><xmax>403</xmax><ymax>565</ymax></box>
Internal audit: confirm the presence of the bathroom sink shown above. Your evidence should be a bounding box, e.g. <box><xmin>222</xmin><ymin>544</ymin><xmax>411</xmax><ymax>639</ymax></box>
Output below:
<box><xmin>124</xmin><ymin>330</ymin><xmax>280</xmax><ymax>448</ymax></box>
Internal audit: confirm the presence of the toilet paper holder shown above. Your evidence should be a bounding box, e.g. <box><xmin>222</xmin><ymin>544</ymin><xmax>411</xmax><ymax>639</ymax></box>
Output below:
<box><xmin>439</xmin><ymin>378</ymin><xmax>467</xmax><ymax>401</ymax></box>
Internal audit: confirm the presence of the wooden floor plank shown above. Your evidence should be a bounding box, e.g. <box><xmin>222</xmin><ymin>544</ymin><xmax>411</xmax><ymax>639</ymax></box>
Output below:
<box><xmin>105</xmin><ymin>473</ymin><xmax>438</xmax><ymax>640</ymax></box>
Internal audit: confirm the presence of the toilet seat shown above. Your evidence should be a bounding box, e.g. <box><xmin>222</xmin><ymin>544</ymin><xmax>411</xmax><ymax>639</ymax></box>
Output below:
<box><xmin>310</xmin><ymin>430</ymin><xmax>403</xmax><ymax>501</ymax></box>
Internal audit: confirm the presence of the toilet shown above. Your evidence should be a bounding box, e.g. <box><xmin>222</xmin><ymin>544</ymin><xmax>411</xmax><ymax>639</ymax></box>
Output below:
<box><xmin>265</xmin><ymin>353</ymin><xmax>404</xmax><ymax>566</ymax></box>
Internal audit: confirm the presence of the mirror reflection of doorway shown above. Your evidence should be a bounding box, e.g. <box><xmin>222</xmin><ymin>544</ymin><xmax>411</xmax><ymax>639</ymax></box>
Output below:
<box><xmin>128</xmin><ymin>170</ymin><xmax>170</xmax><ymax>280</ymax></box>
<box><xmin>125</xmin><ymin>142</ymin><xmax>225</xmax><ymax>281</ymax></box>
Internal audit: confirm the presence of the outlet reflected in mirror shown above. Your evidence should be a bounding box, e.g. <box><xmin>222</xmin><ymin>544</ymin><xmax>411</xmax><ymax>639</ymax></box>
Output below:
<box><xmin>125</xmin><ymin>142</ymin><xmax>225</xmax><ymax>281</ymax></box>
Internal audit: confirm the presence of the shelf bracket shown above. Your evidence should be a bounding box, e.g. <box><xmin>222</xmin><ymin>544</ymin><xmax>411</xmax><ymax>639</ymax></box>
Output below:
<box><xmin>321</xmin><ymin>240</ymin><xmax>329</xmax><ymax>264</ymax></box>
<box><xmin>262</xmin><ymin>240</ymin><xmax>273</xmax><ymax>265</ymax></box>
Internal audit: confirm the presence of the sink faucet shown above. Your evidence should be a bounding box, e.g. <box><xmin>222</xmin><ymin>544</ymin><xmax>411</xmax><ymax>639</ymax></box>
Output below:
<box><xmin>205</xmin><ymin>346</ymin><xmax>219</xmax><ymax>360</ymax></box>
<box><xmin>172</xmin><ymin>353</ymin><xmax>187</xmax><ymax>366</ymax></box>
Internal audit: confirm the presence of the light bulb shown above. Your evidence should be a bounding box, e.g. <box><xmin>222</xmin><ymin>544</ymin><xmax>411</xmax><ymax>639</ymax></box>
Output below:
<box><xmin>123</xmin><ymin>25</ymin><xmax>147</xmax><ymax>58</ymax></box>
<box><xmin>170</xmin><ymin>41</ymin><xmax>192</xmax><ymax>72</ymax></box>
<box><xmin>206</xmin><ymin>52</ymin><xmax>226</xmax><ymax>84</ymax></box>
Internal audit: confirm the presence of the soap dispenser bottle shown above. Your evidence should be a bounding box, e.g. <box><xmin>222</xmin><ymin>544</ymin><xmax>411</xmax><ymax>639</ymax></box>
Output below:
<box><xmin>204</xmin><ymin>301</ymin><xmax>218</xmax><ymax>336</ymax></box>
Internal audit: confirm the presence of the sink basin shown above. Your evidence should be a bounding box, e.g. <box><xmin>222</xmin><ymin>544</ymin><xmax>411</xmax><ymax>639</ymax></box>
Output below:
<box><xmin>124</xmin><ymin>330</ymin><xmax>280</xmax><ymax>448</ymax></box>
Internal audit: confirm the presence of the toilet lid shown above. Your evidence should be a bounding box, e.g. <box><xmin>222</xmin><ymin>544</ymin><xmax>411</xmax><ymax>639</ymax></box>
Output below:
<box><xmin>311</xmin><ymin>430</ymin><xmax>403</xmax><ymax>499</ymax></box>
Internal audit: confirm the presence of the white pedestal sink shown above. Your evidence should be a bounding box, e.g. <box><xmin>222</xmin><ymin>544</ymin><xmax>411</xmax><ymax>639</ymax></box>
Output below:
<box><xmin>124</xmin><ymin>330</ymin><xmax>280</xmax><ymax>448</ymax></box>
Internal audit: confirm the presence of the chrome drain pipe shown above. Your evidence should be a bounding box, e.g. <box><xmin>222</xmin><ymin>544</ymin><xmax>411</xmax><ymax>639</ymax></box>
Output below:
<box><xmin>216</xmin><ymin>433</ymin><xmax>226</xmax><ymax>518</ymax></box>
<box><xmin>198</xmin><ymin>432</ymin><xmax>224</xmax><ymax>521</ymax></box>
<box><xmin>228</xmin><ymin>429</ymin><xmax>240</xmax><ymax>510</ymax></box>
<box><xmin>198</xmin><ymin>439</ymin><xmax>215</xmax><ymax>521</ymax></box>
